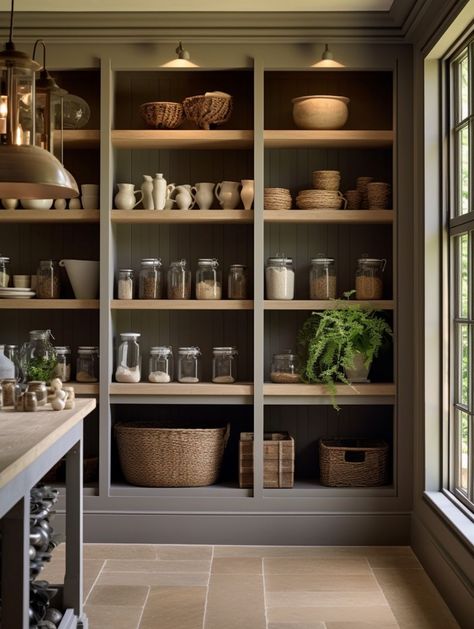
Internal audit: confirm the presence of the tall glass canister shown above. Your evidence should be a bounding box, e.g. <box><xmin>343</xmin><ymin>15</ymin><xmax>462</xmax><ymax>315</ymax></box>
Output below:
<box><xmin>116</xmin><ymin>333</ymin><xmax>141</xmax><ymax>383</ymax></box>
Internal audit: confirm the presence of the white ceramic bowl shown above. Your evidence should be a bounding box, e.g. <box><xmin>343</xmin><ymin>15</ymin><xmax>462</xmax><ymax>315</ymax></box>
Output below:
<box><xmin>291</xmin><ymin>95</ymin><xmax>350</xmax><ymax>130</ymax></box>
<box><xmin>20</xmin><ymin>199</ymin><xmax>53</xmax><ymax>210</ymax></box>
<box><xmin>13</xmin><ymin>274</ymin><xmax>31</xmax><ymax>288</ymax></box>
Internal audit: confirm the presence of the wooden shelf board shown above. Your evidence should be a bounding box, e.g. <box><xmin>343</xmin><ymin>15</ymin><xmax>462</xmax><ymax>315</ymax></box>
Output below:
<box><xmin>111</xmin><ymin>209</ymin><xmax>253</xmax><ymax>224</ymax></box>
<box><xmin>0</xmin><ymin>299</ymin><xmax>99</xmax><ymax>310</ymax></box>
<box><xmin>112</xmin><ymin>129</ymin><xmax>253</xmax><ymax>149</ymax></box>
<box><xmin>264</xmin><ymin>209</ymin><xmax>394</xmax><ymax>224</ymax></box>
<box><xmin>0</xmin><ymin>209</ymin><xmax>99</xmax><ymax>223</ymax></box>
<box><xmin>264</xmin><ymin>300</ymin><xmax>394</xmax><ymax>310</ymax></box>
<box><xmin>110</xmin><ymin>482</ymin><xmax>251</xmax><ymax>497</ymax></box>
<box><xmin>263</xmin><ymin>383</ymin><xmax>396</xmax><ymax>396</ymax></box>
<box><xmin>111</xmin><ymin>299</ymin><xmax>253</xmax><ymax>310</ymax></box>
<box><xmin>62</xmin><ymin>129</ymin><xmax>100</xmax><ymax>148</ymax></box>
<box><xmin>264</xmin><ymin>129</ymin><xmax>393</xmax><ymax>148</ymax></box>
<box><xmin>263</xmin><ymin>479</ymin><xmax>395</xmax><ymax>497</ymax></box>
<box><xmin>109</xmin><ymin>382</ymin><xmax>254</xmax><ymax>396</ymax></box>
<box><xmin>69</xmin><ymin>382</ymin><xmax>99</xmax><ymax>395</ymax></box>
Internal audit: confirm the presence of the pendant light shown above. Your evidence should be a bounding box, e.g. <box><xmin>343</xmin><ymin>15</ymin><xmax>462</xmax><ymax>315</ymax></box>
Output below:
<box><xmin>161</xmin><ymin>42</ymin><xmax>199</xmax><ymax>68</ymax></box>
<box><xmin>313</xmin><ymin>44</ymin><xmax>344</xmax><ymax>68</ymax></box>
<box><xmin>0</xmin><ymin>0</ymin><xmax>78</xmax><ymax>199</ymax></box>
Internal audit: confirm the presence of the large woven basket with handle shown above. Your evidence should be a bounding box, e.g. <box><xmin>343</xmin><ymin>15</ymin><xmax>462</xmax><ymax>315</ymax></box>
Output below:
<box><xmin>319</xmin><ymin>438</ymin><xmax>389</xmax><ymax>487</ymax></box>
<box><xmin>115</xmin><ymin>421</ymin><xmax>230</xmax><ymax>487</ymax></box>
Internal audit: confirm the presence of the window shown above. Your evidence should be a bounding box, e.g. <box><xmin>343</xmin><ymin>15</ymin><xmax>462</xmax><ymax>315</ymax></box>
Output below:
<box><xmin>449</xmin><ymin>42</ymin><xmax>474</xmax><ymax>512</ymax></box>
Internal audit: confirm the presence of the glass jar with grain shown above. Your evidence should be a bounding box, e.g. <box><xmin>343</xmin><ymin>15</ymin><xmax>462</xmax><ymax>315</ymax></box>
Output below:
<box><xmin>0</xmin><ymin>256</ymin><xmax>10</xmax><ymax>288</ymax></box>
<box><xmin>76</xmin><ymin>346</ymin><xmax>99</xmax><ymax>382</ymax></box>
<box><xmin>355</xmin><ymin>254</ymin><xmax>386</xmax><ymax>300</ymax></box>
<box><xmin>116</xmin><ymin>333</ymin><xmax>141</xmax><ymax>383</ymax></box>
<box><xmin>212</xmin><ymin>347</ymin><xmax>238</xmax><ymax>384</ymax></box>
<box><xmin>167</xmin><ymin>259</ymin><xmax>191</xmax><ymax>300</ymax></box>
<box><xmin>149</xmin><ymin>346</ymin><xmax>173</xmax><ymax>383</ymax></box>
<box><xmin>37</xmin><ymin>260</ymin><xmax>60</xmax><ymax>299</ymax></box>
<box><xmin>270</xmin><ymin>350</ymin><xmax>301</xmax><ymax>383</ymax></box>
<box><xmin>118</xmin><ymin>269</ymin><xmax>134</xmax><ymax>300</ymax></box>
<box><xmin>177</xmin><ymin>347</ymin><xmax>201</xmax><ymax>383</ymax></box>
<box><xmin>309</xmin><ymin>255</ymin><xmax>337</xmax><ymax>300</ymax></box>
<box><xmin>266</xmin><ymin>255</ymin><xmax>295</xmax><ymax>300</ymax></box>
<box><xmin>54</xmin><ymin>346</ymin><xmax>71</xmax><ymax>382</ymax></box>
<box><xmin>228</xmin><ymin>264</ymin><xmax>248</xmax><ymax>299</ymax></box>
<box><xmin>139</xmin><ymin>258</ymin><xmax>162</xmax><ymax>299</ymax></box>
<box><xmin>196</xmin><ymin>258</ymin><xmax>222</xmax><ymax>300</ymax></box>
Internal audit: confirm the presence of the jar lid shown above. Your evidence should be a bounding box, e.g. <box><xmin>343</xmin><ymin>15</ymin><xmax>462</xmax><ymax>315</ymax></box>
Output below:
<box><xmin>273</xmin><ymin>349</ymin><xmax>298</xmax><ymax>360</ymax></box>
<box><xmin>39</xmin><ymin>259</ymin><xmax>55</xmax><ymax>264</ymax></box>
<box><xmin>229</xmin><ymin>264</ymin><xmax>247</xmax><ymax>269</ymax></box>
<box><xmin>311</xmin><ymin>253</ymin><xmax>334</xmax><ymax>264</ymax></box>
<box><xmin>77</xmin><ymin>346</ymin><xmax>99</xmax><ymax>353</ymax></box>
<box><xmin>28</xmin><ymin>380</ymin><xmax>46</xmax><ymax>385</ymax></box>
<box><xmin>0</xmin><ymin>256</ymin><xmax>10</xmax><ymax>263</ymax></box>
<box><xmin>213</xmin><ymin>346</ymin><xmax>238</xmax><ymax>354</ymax></box>
<box><xmin>119</xmin><ymin>268</ymin><xmax>134</xmax><ymax>273</ymax></box>
<box><xmin>55</xmin><ymin>346</ymin><xmax>71</xmax><ymax>354</ymax></box>
<box><xmin>120</xmin><ymin>333</ymin><xmax>141</xmax><ymax>340</ymax></box>
<box><xmin>170</xmin><ymin>259</ymin><xmax>187</xmax><ymax>267</ymax></box>
<box><xmin>141</xmin><ymin>258</ymin><xmax>162</xmax><ymax>266</ymax></box>
<box><xmin>178</xmin><ymin>346</ymin><xmax>201</xmax><ymax>355</ymax></box>
<box><xmin>5</xmin><ymin>344</ymin><xmax>17</xmax><ymax>349</ymax></box>
<box><xmin>267</xmin><ymin>256</ymin><xmax>293</xmax><ymax>264</ymax></box>
<box><xmin>198</xmin><ymin>258</ymin><xmax>219</xmax><ymax>267</ymax></box>
<box><xmin>150</xmin><ymin>345</ymin><xmax>173</xmax><ymax>355</ymax></box>
<box><xmin>29</xmin><ymin>329</ymin><xmax>51</xmax><ymax>340</ymax></box>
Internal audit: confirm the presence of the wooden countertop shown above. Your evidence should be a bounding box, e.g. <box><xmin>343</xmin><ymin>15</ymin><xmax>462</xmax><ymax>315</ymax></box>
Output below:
<box><xmin>0</xmin><ymin>398</ymin><xmax>96</xmax><ymax>490</ymax></box>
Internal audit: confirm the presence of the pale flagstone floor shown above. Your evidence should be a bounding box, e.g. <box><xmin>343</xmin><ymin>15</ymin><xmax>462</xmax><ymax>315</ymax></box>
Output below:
<box><xmin>43</xmin><ymin>544</ymin><xmax>460</xmax><ymax>629</ymax></box>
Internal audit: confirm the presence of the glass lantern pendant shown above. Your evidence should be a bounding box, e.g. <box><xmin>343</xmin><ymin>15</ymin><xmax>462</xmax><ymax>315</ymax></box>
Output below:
<box><xmin>0</xmin><ymin>0</ymin><xmax>78</xmax><ymax>199</ymax></box>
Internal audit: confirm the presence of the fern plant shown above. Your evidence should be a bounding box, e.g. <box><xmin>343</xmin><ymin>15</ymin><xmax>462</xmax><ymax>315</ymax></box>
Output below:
<box><xmin>297</xmin><ymin>295</ymin><xmax>392</xmax><ymax>403</ymax></box>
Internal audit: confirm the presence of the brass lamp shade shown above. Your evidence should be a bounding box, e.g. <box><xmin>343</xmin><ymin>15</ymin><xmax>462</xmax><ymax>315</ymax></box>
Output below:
<box><xmin>0</xmin><ymin>143</ymin><xmax>79</xmax><ymax>198</ymax></box>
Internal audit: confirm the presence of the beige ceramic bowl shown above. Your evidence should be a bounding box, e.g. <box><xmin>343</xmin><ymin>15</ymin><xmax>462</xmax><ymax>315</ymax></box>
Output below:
<box><xmin>13</xmin><ymin>275</ymin><xmax>31</xmax><ymax>288</ymax></box>
<box><xmin>292</xmin><ymin>95</ymin><xmax>350</xmax><ymax>130</ymax></box>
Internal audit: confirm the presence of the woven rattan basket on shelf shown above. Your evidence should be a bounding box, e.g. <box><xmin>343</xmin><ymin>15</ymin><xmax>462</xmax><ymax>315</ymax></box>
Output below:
<box><xmin>183</xmin><ymin>94</ymin><xmax>233</xmax><ymax>130</ymax></box>
<box><xmin>319</xmin><ymin>438</ymin><xmax>389</xmax><ymax>487</ymax></box>
<box><xmin>139</xmin><ymin>101</ymin><xmax>184</xmax><ymax>129</ymax></box>
<box><xmin>115</xmin><ymin>422</ymin><xmax>229</xmax><ymax>487</ymax></box>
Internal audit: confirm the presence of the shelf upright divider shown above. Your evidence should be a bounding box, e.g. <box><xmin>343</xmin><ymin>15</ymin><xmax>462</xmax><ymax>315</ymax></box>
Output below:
<box><xmin>99</xmin><ymin>56</ymin><xmax>114</xmax><ymax>498</ymax></box>
<box><xmin>253</xmin><ymin>56</ymin><xmax>265</xmax><ymax>502</ymax></box>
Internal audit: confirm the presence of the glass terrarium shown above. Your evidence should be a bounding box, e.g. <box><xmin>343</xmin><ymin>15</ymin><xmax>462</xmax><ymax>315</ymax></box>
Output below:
<box><xmin>20</xmin><ymin>329</ymin><xmax>57</xmax><ymax>383</ymax></box>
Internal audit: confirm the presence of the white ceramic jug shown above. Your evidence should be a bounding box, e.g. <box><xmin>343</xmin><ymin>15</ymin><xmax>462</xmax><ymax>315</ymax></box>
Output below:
<box><xmin>215</xmin><ymin>181</ymin><xmax>241</xmax><ymax>209</ymax></box>
<box><xmin>164</xmin><ymin>184</ymin><xmax>176</xmax><ymax>209</ymax></box>
<box><xmin>191</xmin><ymin>182</ymin><xmax>215</xmax><ymax>210</ymax></box>
<box><xmin>114</xmin><ymin>183</ymin><xmax>143</xmax><ymax>210</ymax></box>
<box><xmin>174</xmin><ymin>185</ymin><xmax>195</xmax><ymax>210</ymax></box>
<box><xmin>240</xmin><ymin>179</ymin><xmax>254</xmax><ymax>210</ymax></box>
<box><xmin>141</xmin><ymin>175</ymin><xmax>154</xmax><ymax>210</ymax></box>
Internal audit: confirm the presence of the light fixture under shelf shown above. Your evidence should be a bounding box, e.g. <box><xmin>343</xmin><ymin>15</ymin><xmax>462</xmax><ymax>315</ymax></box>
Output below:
<box><xmin>161</xmin><ymin>41</ymin><xmax>198</xmax><ymax>68</ymax></box>
<box><xmin>313</xmin><ymin>44</ymin><xmax>344</xmax><ymax>68</ymax></box>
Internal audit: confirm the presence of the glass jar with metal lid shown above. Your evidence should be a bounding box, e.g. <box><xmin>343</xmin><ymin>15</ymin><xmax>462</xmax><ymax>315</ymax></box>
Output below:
<box><xmin>309</xmin><ymin>254</ymin><xmax>337</xmax><ymax>300</ymax></box>
<box><xmin>196</xmin><ymin>258</ymin><xmax>222</xmax><ymax>300</ymax></box>
<box><xmin>54</xmin><ymin>346</ymin><xmax>71</xmax><ymax>382</ymax></box>
<box><xmin>116</xmin><ymin>333</ymin><xmax>141</xmax><ymax>383</ymax></box>
<box><xmin>270</xmin><ymin>349</ymin><xmax>301</xmax><ymax>384</ymax></box>
<box><xmin>228</xmin><ymin>264</ymin><xmax>248</xmax><ymax>299</ymax></box>
<box><xmin>36</xmin><ymin>260</ymin><xmax>60</xmax><ymax>299</ymax></box>
<box><xmin>266</xmin><ymin>255</ymin><xmax>295</xmax><ymax>300</ymax></box>
<box><xmin>20</xmin><ymin>329</ymin><xmax>57</xmax><ymax>383</ymax></box>
<box><xmin>149</xmin><ymin>346</ymin><xmax>173</xmax><ymax>383</ymax></box>
<box><xmin>118</xmin><ymin>269</ymin><xmax>134</xmax><ymax>300</ymax></box>
<box><xmin>26</xmin><ymin>381</ymin><xmax>47</xmax><ymax>406</ymax></box>
<box><xmin>139</xmin><ymin>258</ymin><xmax>162</xmax><ymax>300</ymax></box>
<box><xmin>4</xmin><ymin>345</ymin><xmax>19</xmax><ymax>378</ymax></box>
<box><xmin>355</xmin><ymin>254</ymin><xmax>386</xmax><ymax>300</ymax></box>
<box><xmin>212</xmin><ymin>347</ymin><xmax>238</xmax><ymax>384</ymax></box>
<box><xmin>76</xmin><ymin>346</ymin><xmax>99</xmax><ymax>383</ymax></box>
<box><xmin>167</xmin><ymin>259</ymin><xmax>191</xmax><ymax>300</ymax></box>
<box><xmin>0</xmin><ymin>256</ymin><xmax>10</xmax><ymax>288</ymax></box>
<box><xmin>177</xmin><ymin>347</ymin><xmax>201</xmax><ymax>383</ymax></box>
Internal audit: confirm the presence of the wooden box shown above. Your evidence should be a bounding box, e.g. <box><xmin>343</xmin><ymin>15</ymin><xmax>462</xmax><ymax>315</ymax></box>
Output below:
<box><xmin>239</xmin><ymin>432</ymin><xmax>295</xmax><ymax>488</ymax></box>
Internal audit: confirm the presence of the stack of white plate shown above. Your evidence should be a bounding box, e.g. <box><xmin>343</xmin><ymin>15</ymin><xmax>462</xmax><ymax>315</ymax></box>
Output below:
<box><xmin>0</xmin><ymin>287</ymin><xmax>36</xmax><ymax>299</ymax></box>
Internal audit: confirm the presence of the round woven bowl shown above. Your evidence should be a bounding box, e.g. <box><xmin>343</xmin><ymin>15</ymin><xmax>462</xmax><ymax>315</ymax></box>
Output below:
<box><xmin>292</xmin><ymin>95</ymin><xmax>350</xmax><ymax>130</ymax></box>
<box><xmin>139</xmin><ymin>101</ymin><xmax>184</xmax><ymax>129</ymax></box>
<box><xmin>296</xmin><ymin>189</ymin><xmax>346</xmax><ymax>209</ymax></box>
<box><xmin>312</xmin><ymin>170</ymin><xmax>341</xmax><ymax>191</ymax></box>
<box><xmin>183</xmin><ymin>94</ymin><xmax>233</xmax><ymax>130</ymax></box>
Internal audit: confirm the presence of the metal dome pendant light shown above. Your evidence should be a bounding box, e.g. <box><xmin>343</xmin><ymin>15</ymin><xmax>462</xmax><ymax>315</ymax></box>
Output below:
<box><xmin>0</xmin><ymin>0</ymin><xmax>79</xmax><ymax>199</ymax></box>
<box><xmin>162</xmin><ymin>42</ymin><xmax>199</xmax><ymax>68</ymax></box>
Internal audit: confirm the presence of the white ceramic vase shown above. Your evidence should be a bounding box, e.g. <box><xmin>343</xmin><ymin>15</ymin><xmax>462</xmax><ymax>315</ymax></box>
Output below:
<box><xmin>192</xmin><ymin>182</ymin><xmax>215</xmax><ymax>210</ymax></box>
<box><xmin>240</xmin><ymin>179</ymin><xmax>254</xmax><ymax>210</ymax></box>
<box><xmin>153</xmin><ymin>173</ymin><xmax>167</xmax><ymax>211</ymax></box>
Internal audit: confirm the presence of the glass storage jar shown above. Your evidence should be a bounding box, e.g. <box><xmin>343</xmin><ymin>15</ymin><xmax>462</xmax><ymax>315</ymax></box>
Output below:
<box><xmin>149</xmin><ymin>346</ymin><xmax>173</xmax><ymax>383</ymax></box>
<box><xmin>310</xmin><ymin>255</ymin><xmax>337</xmax><ymax>300</ymax></box>
<box><xmin>0</xmin><ymin>256</ymin><xmax>10</xmax><ymax>287</ymax></box>
<box><xmin>212</xmin><ymin>347</ymin><xmax>238</xmax><ymax>384</ymax></box>
<box><xmin>54</xmin><ymin>346</ymin><xmax>71</xmax><ymax>382</ymax></box>
<box><xmin>76</xmin><ymin>346</ymin><xmax>99</xmax><ymax>382</ymax></box>
<box><xmin>228</xmin><ymin>264</ymin><xmax>248</xmax><ymax>299</ymax></box>
<box><xmin>118</xmin><ymin>269</ymin><xmax>134</xmax><ymax>300</ymax></box>
<box><xmin>36</xmin><ymin>260</ymin><xmax>60</xmax><ymax>299</ymax></box>
<box><xmin>266</xmin><ymin>255</ymin><xmax>295</xmax><ymax>300</ymax></box>
<box><xmin>139</xmin><ymin>258</ymin><xmax>162</xmax><ymax>299</ymax></box>
<box><xmin>26</xmin><ymin>381</ymin><xmax>47</xmax><ymax>406</ymax></box>
<box><xmin>4</xmin><ymin>345</ymin><xmax>19</xmax><ymax>378</ymax></box>
<box><xmin>116</xmin><ymin>333</ymin><xmax>141</xmax><ymax>383</ymax></box>
<box><xmin>177</xmin><ymin>347</ymin><xmax>201</xmax><ymax>383</ymax></box>
<box><xmin>167</xmin><ymin>259</ymin><xmax>191</xmax><ymax>300</ymax></box>
<box><xmin>270</xmin><ymin>350</ymin><xmax>301</xmax><ymax>383</ymax></box>
<box><xmin>355</xmin><ymin>254</ymin><xmax>386</xmax><ymax>300</ymax></box>
<box><xmin>1</xmin><ymin>378</ymin><xmax>17</xmax><ymax>406</ymax></box>
<box><xmin>196</xmin><ymin>258</ymin><xmax>222</xmax><ymax>300</ymax></box>
<box><xmin>20</xmin><ymin>330</ymin><xmax>57</xmax><ymax>383</ymax></box>
<box><xmin>0</xmin><ymin>344</ymin><xmax>15</xmax><ymax>380</ymax></box>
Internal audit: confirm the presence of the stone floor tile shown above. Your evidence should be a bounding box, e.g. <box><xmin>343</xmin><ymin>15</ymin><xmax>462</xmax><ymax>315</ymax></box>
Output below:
<box><xmin>86</xmin><ymin>584</ymin><xmax>149</xmax><ymax>607</ymax></box>
<box><xmin>155</xmin><ymin>545</ymin><xmax>213</xmax><ymax>560</ymax></box>
<box><xmin>84</xmin><ymin>604</ymin><xmax>143</xmax><ymax>629</ymax></box>
<box><xmin>211</xmin><ymin>557</ymin><xmax>262</xmax><ymax>574</ymax></box>
<box><xmin>138</xmin><ymin>586</ymin><xmax>206</xmax><ymax>629</ymax></box>
<box><xmin>267</xmin><ymin>605</ymin><xmax>398</xmax><ymax>624</ymax></box>
<box><xmin>265</xmin><ymin>573</ymin><xmax>380</xmax><ymax>592</ymax></box>
<box><xmin>103</xmin><ymin>558</ymin><xmax>210</xmax><ymax>573</ymax></box>
<box><xmin>82</xmin><ymin>544</ymin><xmax>157</xmax><ymax>560</ymax></box>
<box><xmin>213</xmin><ymin>545</ymin><xmax>412</xmax><ymax>558</ymax></box>
<box><xmin>266</xmin><ymin>590</ymin><xmax>387</xmax><ymax>608</ymax></box>
<box><xmin>325</xmin><ymin>623</ymin><xmax>399</xmax><ymax>628</ymax></box>
<box><xmin>367</xmin><ymin>555</ymin><xmax>423</xmax><ymax>570</ymax></box>
<box><xmin>97</xmin><ymin>571</ymin><xmax>210</xmax><ymax>587</ymax></box>
<box><xmin>204</xmin><ymin>574</ymin><xmax>266</xmax><ymax>629</ymax></box>
<box><xmin>268</xmin><ymin>624</ymin><xmax>326</xmax><ymax>629</ymax></box>
<box><xmin>264</xmin><ymin>556</ymin><xmax>371</xmax><ymax>575</ymax></box>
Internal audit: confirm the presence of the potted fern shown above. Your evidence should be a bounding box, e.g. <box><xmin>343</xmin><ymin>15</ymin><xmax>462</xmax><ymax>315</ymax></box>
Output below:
<box><xmin>297</xmin><ymin>294</ymin><xmax>392</xmax><ymax>403</ymax></box>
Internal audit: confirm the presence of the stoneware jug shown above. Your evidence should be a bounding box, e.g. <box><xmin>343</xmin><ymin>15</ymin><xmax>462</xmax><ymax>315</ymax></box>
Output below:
<box><xmin>153</xmin><ymin>173</ymin><xmax>167</xmax><ymax>211</ymax></box>
<box><xmin>114</xmin><ymin>183</ymin><xmax>143</xmax><ymax>210</ymax></box>
<box><xmin>164</xmin><ymin>184</ymin><xmax>177</xmax><ymax>209</ymax></box>
<box><xmin>191</xmin><ymin>182</ymin><xmax>215</xmax><ymax>210</ymax></box>
<box><xmin>215</xmin><ymin>181</ymin><xmax>240</xmax><ymax>209</ymax></box>
<box><xmin>141</xmin><ymin>175</ymin><xmax>154</xmax><ymax>210</ymax></box>
<box><xmin>174</xmin><ymin>185</ymin><xmax>195</xmax><ymax>210</ymax></box>
<box><xmin>240</xmin><ymin>179</ymin><xmax>254</xmax><ymax>210</ymax></box>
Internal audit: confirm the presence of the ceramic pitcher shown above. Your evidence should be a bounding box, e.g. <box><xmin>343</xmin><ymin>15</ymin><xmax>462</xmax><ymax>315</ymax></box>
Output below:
<box><xmin>191</xmin><ymin>182</ymin><xmax>215</xmax><ymax>210</ymax></box>
<box><xmin>164</xmin><ymin>183</ymin><xmax>177</xmax><ymax>209</ymax></box>
<box><xmin>215</xmin><ymin>181</ymin><xmax>240</xmax><ymax>209</ymax></box>
<box><xmin>174</xmin><ymin>185</ymin><xmax>195</xmax><ymax>210</ymax></box>
<box><xmin>240</xmin><ymin>179</ymin><xmax>254</xmax><ymax>210</ymax></box>
<box><xmin>114</xmin><ymin>183</ymin><xmax>143</xmax><ymax>210</ymax></box>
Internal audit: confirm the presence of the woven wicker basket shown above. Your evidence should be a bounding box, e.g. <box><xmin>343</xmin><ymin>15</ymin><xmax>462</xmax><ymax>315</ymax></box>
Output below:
<box><xmin>183</xmin><ymin>94</ymin><xmax>233</xmax><ymax>130</ymax></box>
<box><xmin>297</xmin><ymin>189</ymin><xmax>346</xmax><ymax>209</ymax></box>
<box><xmin>319</xmin><ymin>438</ymin><xmax>389</xmax><ymax>487</ymax></box>
<box><xmin>139</xmin><ymin>101</ymin><xmax>184</xmax><ymax>129</ymax></box>
<box><xmin>115</xmin><ymin>421</ymin><xmax>229</xmax><ymax>487</ymax></box>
